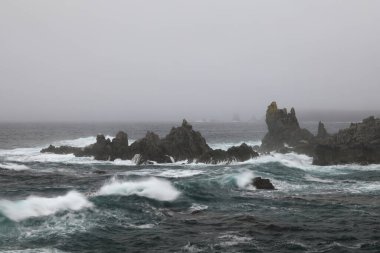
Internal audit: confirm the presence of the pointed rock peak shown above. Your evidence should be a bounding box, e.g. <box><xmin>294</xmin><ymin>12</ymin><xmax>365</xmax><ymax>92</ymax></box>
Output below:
<box><xmin>267</xmin><ymin>101</ymin><xmax>278</xmax><ymax>114</ymax></box>
<box><xmin>290</xmin><ymin>107</ymin><xmax>296</xmax><ymax>116</ymax></box>
<box><xmin>113</xmin><ymin>131</ymin><xmax>128</xmax><ymax>145</ymax></box>
<box><xmin>96</xmin><ymin>134</ymin><xmax>106</xmax><ymax>143</ymax></box>
<box><xmin>182</xmin><ymin>119</ymin><xmax>192</xmax><ymax>129</ymax></box>
<box><xmin>317</xmin><ymin>121</ymin><xmax>329</xmax><ymax>138</ymax></box>
<box><xmin>145</xmin><ymin>131</ymin><xmax>160</xmax><ymax>141</ymax></box>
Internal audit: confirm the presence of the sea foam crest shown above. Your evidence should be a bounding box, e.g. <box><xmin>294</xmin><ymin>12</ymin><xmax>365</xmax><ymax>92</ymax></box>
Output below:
<box><xmin>0</xmin><ymin>191</ymin><xmax>93</xmax><ymax>222</ymax></box>
<box><xmin>234</xmin><ymin>170</ymin><xmax>255</xmax><ymax>189</ymax></box>
<box><xmin>0</xmin><ymin>162</ymin><xmax>30</xmax><ymax>171</ymax></box>
<box><xmin>97</xmin><ymin>177</ymin><xmax>181</xmax><ymax>201</ymax></box>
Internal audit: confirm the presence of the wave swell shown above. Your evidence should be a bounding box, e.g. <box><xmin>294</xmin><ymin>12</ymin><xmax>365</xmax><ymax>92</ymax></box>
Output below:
<box><xmin>0</xmin><ymin>191</ymin><xmax>93</xmax><ymax>222</ymax></box>
<box><xmin>97</xmin><ymin>177</ymin><xmax>181</xmax><ymax>201</ymax></box>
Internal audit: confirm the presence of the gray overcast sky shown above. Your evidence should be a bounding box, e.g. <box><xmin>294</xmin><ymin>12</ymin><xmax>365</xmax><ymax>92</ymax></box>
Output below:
<box><xmin>0</xmin><ymin>0</ymin><xmax>379</xmax><ymax>122</ymax></box>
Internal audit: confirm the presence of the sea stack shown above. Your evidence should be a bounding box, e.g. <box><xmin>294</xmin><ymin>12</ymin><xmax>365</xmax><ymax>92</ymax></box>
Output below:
<box><xmin>260</xmin><ymin>102</ymin><xmax>315</xmax><ymax>155</ymax></box>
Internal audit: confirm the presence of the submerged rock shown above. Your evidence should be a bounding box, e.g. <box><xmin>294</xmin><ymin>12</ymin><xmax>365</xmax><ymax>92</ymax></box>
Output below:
<box><xmin>252</xmin><ymin>177</ymin><xmax>275</xmax><ymax>190</ymax></box>
<box><xmin>313</xmin><ymin>116</ymin><xmax>380</xmax><ymax>165</ymax></box>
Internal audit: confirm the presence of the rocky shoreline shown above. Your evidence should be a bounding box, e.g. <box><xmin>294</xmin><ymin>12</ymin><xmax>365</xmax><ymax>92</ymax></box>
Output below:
<box><xmin>41</xmin><ymin>102</ymin><xmax>380</xmax><ymax>166</ymax></box>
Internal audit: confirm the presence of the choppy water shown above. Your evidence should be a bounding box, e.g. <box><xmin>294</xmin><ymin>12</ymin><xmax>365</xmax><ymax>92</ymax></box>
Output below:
<box><xmin>0</xmin><ymin>122</ymin><xmax>379</xmax><ymax>253</ymax></box>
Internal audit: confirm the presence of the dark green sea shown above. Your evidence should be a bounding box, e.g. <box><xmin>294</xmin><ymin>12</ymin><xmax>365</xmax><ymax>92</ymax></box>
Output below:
<box><xmin>0</xmin><ymin>122</ymin><xmax>379</xmax><ymax>252</ymax></box>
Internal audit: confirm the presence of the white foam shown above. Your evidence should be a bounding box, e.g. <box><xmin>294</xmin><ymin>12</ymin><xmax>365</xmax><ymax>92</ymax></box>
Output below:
<box><xmin>0</xmin><ymin>162</ymin><xmax>30</xmax><ymax>171</ymax></box>
<box><xmin>0</xmin><ymin>191</ymin><xmax>93</xmax><ymax>222</ymax></box>
<box><xmin>189</xmin><ymin>203</ymin><xmax>208</xmax><ymax>213</ymax></box>
<box><xmin>97</xmin><ymin>177</ymin><xmax>181</xmax><ymax>201</ymax></box>
<box><xmin>218</xmin><ymin>234</ymin><xmax>252</xmax><ymax>247</ymax></box>
<box><xmin>209</xmin><ymin>140</ymin><xmax>261</xmax><ymax>151</ymax></box>
<box><xmin>123</xmin><ymin>168</ymin><xmax>204</xmax><ymax>178</ymax></box>
<box><xmin>234</xmin><ymin>170</ymin><xmax>255</xmax><ymax>189</ymax></box>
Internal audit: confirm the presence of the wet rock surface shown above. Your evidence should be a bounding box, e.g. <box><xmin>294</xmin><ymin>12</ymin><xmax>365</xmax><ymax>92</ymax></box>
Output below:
<box><xmin>313</xmin><ymin>116</ymin><xmax>380</xmax><ymax>165</ymax></box>
<box><xmin>260</xmin><ymin>102</ymin><xmax>315</xmax><ymax>155</ymax></box>
<box><xmin>260</xmin><ymin>101</ymin><xmax>380</xmax><ymax>165</ymax></box>
<box><xmin>41</xmin><ymin>120</ymin><xmax>258</xmax><ymax>164</ymax></box>
<box><xmin>252</xmin><ymin>177</ymin><xmax>275</xmax><ymax>190</ymax></box>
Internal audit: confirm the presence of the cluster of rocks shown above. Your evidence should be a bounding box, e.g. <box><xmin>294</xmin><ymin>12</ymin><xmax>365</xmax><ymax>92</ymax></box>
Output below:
<box><xmin>41</xmin><ymin>120</ymin><xmax>258</xmax><ymax>165</ymax></box>
<box><xmin>313</xmin><ymin>116</ymin><xmax>380</xmax><ymax>165</ymax></box>
<box><xmin>260</xmin><ymin>101</ymin><xmax>380</xmax><ymax>165</ymax></box>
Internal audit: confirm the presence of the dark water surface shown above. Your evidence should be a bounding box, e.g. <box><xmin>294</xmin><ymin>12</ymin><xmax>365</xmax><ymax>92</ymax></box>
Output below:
<box><xmin>0</xmin><ymin>122</ymin><xmax>379</xmax><ymax>253</ymax></box>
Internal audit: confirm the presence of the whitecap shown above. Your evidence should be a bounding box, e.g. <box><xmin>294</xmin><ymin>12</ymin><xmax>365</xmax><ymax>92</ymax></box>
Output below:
<box><xmin>0</xmin><ymin>162</ymin><xmax>30</xmax><ymax>171</ymax></box>
<box><xmin>209</xmin><ymin>140</ymin><xmax>261</xmax><ymax>151</ymax></box>
<box><xmin>97</xmin><ymin>177</ymin><xmax>181</xmax><ymax>201</ymax></box>
<box><xmin>123</xmin><ymin>168</ymin><xmax>204</xmax><ymax>178</ymax></box>
<box><xmin>0</xmin><ymin>191</ymin><xmax>93</xmax><ymax>222</ymax></box>
<box><xmin>234</xmin><ymin>170</ymin><xmax>255</xmax><ymax>189</ymax></box>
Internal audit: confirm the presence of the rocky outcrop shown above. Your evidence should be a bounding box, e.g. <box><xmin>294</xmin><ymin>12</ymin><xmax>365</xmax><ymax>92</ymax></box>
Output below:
<box><xmin>252</xmin><ymin>177</ymin><xmax>275</xmax><ymax>190</ymax></box>
<box><xmin>75</xmin><ymin>132</ymin><xmax>129</xmax><ymax>161</ymax></box>
<box><xmin>260</xmin><ymin>102</ymin><xmax>315</xmax><ymax>155</ymax></box>
<box><xmin>313</xmin><ymin>116</ymin><xmax>380</xmax><ymax>165</ymax></box>
<box><xmin>160</xmin><ymin>119</ymin><xmax>212</xmax><ymax>162</ymax></box>
<box><xmin>41</xmin><ymin>145</ymin><xmax>82</xmax><ymax>154</ymax></box>
<box><xmin>198</xmin><ymin>143</ymin><xmax>259</xmax><ymax>164</ymax></box>
<box><xmin>317</xmin><ymin>121</ymin><xmax>329</xmax><ymax>139</ymax></box>
<box><xmin>260</xmin><ymin>101</ymin><xmax>380</xmax><ymax>165</ymax></box>
<box><xmin>41</xmin><ymin>120</ymin><xmax>259</xmax><ymax>164</ymax></box>
<box><xmin>129</xmin><ymin>132</ymin><xmax>172</xmax><ymax>164</ymax></box>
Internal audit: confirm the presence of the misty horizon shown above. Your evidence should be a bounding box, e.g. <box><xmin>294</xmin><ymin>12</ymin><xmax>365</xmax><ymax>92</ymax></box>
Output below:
<box><xmin>1</xmin><ymin>1</ymin><xmax>379</xmax><ymax>122</ymax></box>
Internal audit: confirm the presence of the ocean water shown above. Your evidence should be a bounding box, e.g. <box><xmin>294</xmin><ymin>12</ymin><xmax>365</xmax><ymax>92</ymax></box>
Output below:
<box><xmin>0</xmin><ymin>122</ymin><xmax>379</xmax><ymax>253</ymax></box>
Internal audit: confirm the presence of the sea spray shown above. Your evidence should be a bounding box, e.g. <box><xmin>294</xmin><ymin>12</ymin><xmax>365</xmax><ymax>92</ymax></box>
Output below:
<box><xmin>97</xmin><ymin>177</ymin><xmax>181</xmax><ymax>201</ymax></box>
<box><xmin>234</xmin><ymin>170</ymin><xmax>256</xmax><ymax>189</ymax></box>
<box><xmin>0</xmin><ymin>191</ymin><xmax>93</xmax><ymax>222</ymax></box>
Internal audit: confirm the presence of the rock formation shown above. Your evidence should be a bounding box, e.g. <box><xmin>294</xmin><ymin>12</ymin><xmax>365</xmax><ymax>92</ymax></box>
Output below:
<box><xmin>160</xmin><ymin>119</ymin><xmax>212</xmax><ymax>162</ymax></box>
<box><xmin>260</xmin><ymin>101</ymin><xmax>380</xmax><ymax>165</ymax></box>
<box><xmin>252</xmin><ymin>177</ymin><xmax>275</xmax><ymax>190</ymax></box>
<box><xmin>41</xmin><ymin>120</ymin><xmax>259</xmax><ymax>164</ymax></box>
<box><xmin>198</xmin><ymin>143</ymin><xmax>259</xmax><ymax>164</ymax></box>
<box><xmin>129</xmin><ymin>131</ymin><xmax>172</xmax><ymax>164</ymax></box>
<box><xmin>41</xmin><ymin>145</ymin><xmax>81</xmax><ymax>155</ymax></box>
<box><xmin>260</xmin><ymin>102</ymin><xmax>315</xmax><ymax>155</ymax></box>
<box><xmin>313</xmin><ymin>116</ymin><xmax>380</xmax><ymax>165</ymax></box>
<box><xmin>316</xmin><ymin>121</ymin><xmax>329</xmax><ymax>139</ymax></box>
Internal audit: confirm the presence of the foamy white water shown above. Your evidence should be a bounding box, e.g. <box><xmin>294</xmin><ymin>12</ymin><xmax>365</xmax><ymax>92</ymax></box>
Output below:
<box><xmin>97</xmin><ymin>177</ymin><xmax>181</xmax><ymax>201</ymax></box>
<box><xmin>0</xmin><ymin>162</ymin><xmax>30</xmax><ymax>171</ymax></box>
<box><xmin>209</xmin><ymin>140</ymin><xmax>261</xmax><ymax>151</ymax></box>
<box><xmin>0</xmin><ymin>191</ymin><xmax>93</xmax><ymax>222</ymax></box>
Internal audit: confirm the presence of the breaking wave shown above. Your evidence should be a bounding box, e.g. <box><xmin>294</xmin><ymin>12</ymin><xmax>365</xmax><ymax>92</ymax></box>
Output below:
<box><xmin>97</xmin><ymin>177</ymin><xmax>181</xmax><ymax>201</ymax></box>
<box><xmin>0</xmin><ymin>162</ymin><xmax>30</xmax><ymax>171</ymax></box>
<box><xmin>0</xmin><ymin>191</ymin><xmax>93</xmax><ymax>222</ymax></box>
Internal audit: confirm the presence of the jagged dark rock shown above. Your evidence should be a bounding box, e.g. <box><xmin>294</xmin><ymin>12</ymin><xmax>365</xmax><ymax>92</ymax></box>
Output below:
<box><xmin>41</xmin><ymin>119</ymin><xmax>260</xmax><ymax>164</ymax></box>
<box><xmin>260</xmin><ymin>102</ymin><xmax>315</xmax><ymax>155</ymax></box>
<box><xmin>160</xmin><ymin>119</ymin><xmax>212</xmax><ymax>162</ymax></box>
<box><xmin>129</xmin><ymin>131</ymin><xmax>172</xmax><ymax>164</ymax></box>
<box><xmin>313</xmin><ymin>116</ymin><xmax>380</xmax><ymax>165</ymax></box>
<box><xmin>41</xmin><ymin>145</ymin><xmax>82</xmax><ymax>154</ymax></box>
<box><xmin>252</xmin><ymin>177</ymin><xmax>275</xmax><ymax>190</ymax></box>
<box><xmin>317</xmin><ymin>121</ymin><xmax>329</xmax><ymax>139</ymax></box>
<box><xmin>198</xmin><ymin>143</ymin><xmax>258</xmax><ymax>164</ymax></box>
<box><xmin>110</xmin><ymin>131</ymin><xmax>129</xmax><ymax>160</ymax></box>
<box><xmin>227</xmin><ymin>143</ymin><xmax>259</xmax><ymax>161</ymax></box>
